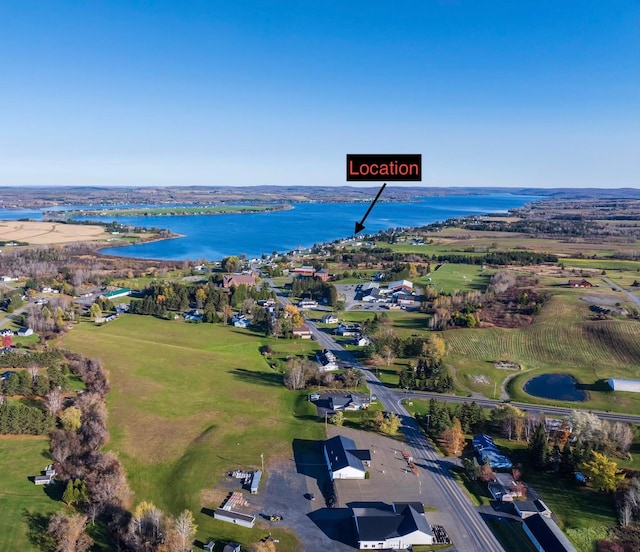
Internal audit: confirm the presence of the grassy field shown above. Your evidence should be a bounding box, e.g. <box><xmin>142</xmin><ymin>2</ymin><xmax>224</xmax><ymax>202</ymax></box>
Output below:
<box><xmin>442</xmin><ymin>292</ymin><xmax>640</xmax><ymax>412</ymax></box>
<box><xmin>0</xmin><ymin>437</ymin><xmax>63</xmax><ymax>551</ymax></box>
<box><xmin>58</xmin><ymin>316</ymin><xmax>325</xmax><ymax>550</ymax></box>
<box><xmin>415</xmin><ymin>263</ymin><xmax>492</xmax><ymax>294</ymax></box>
<box><xmin>61</xmin><ymin>205</ymin><xmax>291</xmax><ymax>217</ymax></box>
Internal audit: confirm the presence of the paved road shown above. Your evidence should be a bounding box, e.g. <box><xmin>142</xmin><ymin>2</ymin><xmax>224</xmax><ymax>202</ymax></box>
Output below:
<box><xmin>398</xmin><ymin>390</ymin><xmax>640</xmax><ymax>425</ymax></box>
<box><xmin>603</xmin><ymin>276</ymin><xmax>640</xmax><ymax>308</ymax></box>
<box><xmin>265</xmin><ymin>276</ymin><xmax>505</xmax><ymax>552</ymax></box>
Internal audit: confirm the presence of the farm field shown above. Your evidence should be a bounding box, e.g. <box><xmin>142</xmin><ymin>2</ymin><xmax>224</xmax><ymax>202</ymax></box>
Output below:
<box><xmin>59</xmin><ymin>316</ymin><xmax>324</xmax><ymax>550</ymax></box>
<box><xmin>0</xmin><ymin>220</ymin><xmax>109</xmax><ymax>245</ymax></box>
<box><xmin>442</xmin><ymin>292</ymin><xmax>640</xmax><ymax>413</ymax></box>
<box><xmin>0</xmin><ymin>437</ymin><xmax>63</xmax><ymax>551</ymax></box>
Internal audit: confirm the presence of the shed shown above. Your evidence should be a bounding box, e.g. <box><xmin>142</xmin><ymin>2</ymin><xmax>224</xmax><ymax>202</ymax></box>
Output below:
<box><xmin>250</xmin><ymin>470</ymin><xmax>262</xmax><ymax>494</ymax></box>
<box><xmin>223</xmin><ymin>543</ymin><xmax>242</xmax><ymax>552</ymax></box>
<box><xmin>203</xmin><ymin>541</ymin><xmax>215</xmax><ymax>552</ymax></box>
<box><xmin>34</xmin><ymin>475</ymin><xmax>52</xmax><ymax>485</ymax></box>
<box><xmin>213</xmin><ymin>508</ymin><xmax>256</xmax><ymax>528</ymax></box>
<box><xmin>608</xmin><ymin>378</ymin><xmax>640</xmax><ymax>393</ymax></box>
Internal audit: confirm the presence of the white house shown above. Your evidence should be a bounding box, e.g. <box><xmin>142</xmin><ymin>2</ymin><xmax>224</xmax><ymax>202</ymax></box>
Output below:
<box><xmin>353</xmin><ymin>503</ymin><xmax>434</xmax><ymax>549</ymax></box>
<box><xmin>322</xmin><ymin>313</ymin><xmax>339</xmax><ymax>324</ymax></box>
<box><xmin>17</xmin><ymin>328</ymin><xmax>34</xmax><ymax>337</ymax></box>
<box><xmin>324</xmin><ymin>435</ymin><xmax>369</xmax><ymax>480</ymax></box>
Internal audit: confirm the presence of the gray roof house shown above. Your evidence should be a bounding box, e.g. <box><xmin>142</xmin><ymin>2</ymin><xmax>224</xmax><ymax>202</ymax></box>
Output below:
<box><xmin>353</xmin><ymin>502</ymin><xmax>434</xmax><ymax>549</ymax></box>
<box><xmin>324</xmin><ymin>435</ymin><xmax>369</xmax><ymax>480</ymax></box>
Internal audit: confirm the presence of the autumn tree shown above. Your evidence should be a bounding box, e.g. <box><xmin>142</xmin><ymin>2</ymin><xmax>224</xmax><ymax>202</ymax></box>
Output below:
<box><xmin>61</xmin><ymin>406</ymin><xmax>82</xmax><ymax>432</ymax></box>
<box><xmin>47</xmin><ymin>512</ymin><xmax>93</xmax><ymax>552</ymax></box>
<box><xmin>379</xmin><ymin>412</ymin><xmax>401</xmax><ymax>435</ymax></box>
<box><xmin>329</xmin><ymin>411</ymin><xmax>344</xmax><ymax>426</ymax></box>
<box><xmin>89</xmin><ymin>303</ymin><xmax>102</xmax><ymax>321</ymax></box>
<box><xmin>441</xmin><ymin>418</ymin><xmax>466</xmax><ymax>456</ymax></box>
<box><xmin>581</xmin><ymin>451</ymin><xmax>625</xmax><ymax>493</ymax></box>
<box><xmin>284</xmin><ymin>304</ymin><xmax>304</xmax><ymax>328</ymax></box>
<box><xmin>478</xmin><ymin>461</ymin><xmax>495</xmax><ymax>483</ymax></box>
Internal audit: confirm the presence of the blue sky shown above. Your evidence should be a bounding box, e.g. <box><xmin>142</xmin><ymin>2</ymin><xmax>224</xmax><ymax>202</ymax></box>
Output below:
<box><xmin>1</xmin><ymin>1</ymin><xmax>638</xmax><ymax>188</ymax></box>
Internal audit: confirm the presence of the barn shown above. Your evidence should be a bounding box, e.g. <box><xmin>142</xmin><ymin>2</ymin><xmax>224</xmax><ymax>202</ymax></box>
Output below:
<box><xmin>608</xmin><ymin>378</ymin><xmax>640</xmax><ymax>393</ymax></box>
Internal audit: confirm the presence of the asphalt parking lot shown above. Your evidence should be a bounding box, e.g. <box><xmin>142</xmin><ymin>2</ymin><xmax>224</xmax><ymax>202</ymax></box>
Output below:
<box><xmin>231</xmin><ymin>423</ymin><xmax>463</xmax><ymax>552</ymax></box>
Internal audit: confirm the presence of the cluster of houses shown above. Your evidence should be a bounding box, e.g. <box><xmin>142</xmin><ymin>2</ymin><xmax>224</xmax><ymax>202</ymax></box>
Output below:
<box><xmin>472</xmin><ymin>433</ymin><xmax>577</xmax><ymax>552</ymax></box>
<box><xmin>0</xmin><ymin>327</ymin><xmax>34</xmax><ymax>338</ymax></box>
<box><xmin>357</xmin><ymin>279</ymin><xmax>419</xmax><ymax>308</ymax></box>
<box><xmin>333</xmin><ymin>322</ymin><xmax>371</xmax><ymax>347</ymax></box>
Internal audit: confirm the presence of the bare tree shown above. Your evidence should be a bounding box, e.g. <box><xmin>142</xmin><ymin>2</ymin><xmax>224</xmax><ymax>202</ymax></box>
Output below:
<box><xmin>28</xmin><ymin>365</ymin><xmax>39</xmax><ymax>384</ymax></box>
<box><xmin>174</xmin><ymin>510</ymin><xmax>197</xmax><ymax>552</ymax></box>
<box><xmin>47</xmin><ymin>512</ymin><xmax>93</xmax><ymax>552</ymax></box>
<box><xmin>44</xmin><ymin>389</ymin><xmax>64</xmax><ymax>417</ymax></box>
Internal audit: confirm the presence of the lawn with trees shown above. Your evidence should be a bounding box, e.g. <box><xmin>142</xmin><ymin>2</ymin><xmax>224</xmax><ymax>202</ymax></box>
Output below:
<box><xmin>59</xmin><ymin>315</ymin><xmax>324</xmax><ymax>550</ymax></box>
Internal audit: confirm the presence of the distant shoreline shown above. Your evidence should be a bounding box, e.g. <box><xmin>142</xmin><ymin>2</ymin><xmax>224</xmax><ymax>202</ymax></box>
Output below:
<box><xmin>45</xmin><ymin>203</ymin><xmax>294</xmax><ymax>219</ymax></box>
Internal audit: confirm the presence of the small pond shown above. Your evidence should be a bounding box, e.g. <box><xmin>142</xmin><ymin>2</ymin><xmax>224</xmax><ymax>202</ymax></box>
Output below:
<box><xmin>523</xmin><ymin>373</ymin><xmax>588</xmax><ymax>402</ymax></box>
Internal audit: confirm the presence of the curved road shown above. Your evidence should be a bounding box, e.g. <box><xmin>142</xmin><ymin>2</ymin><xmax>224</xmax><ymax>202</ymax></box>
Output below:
<box><xmin>266</xmin><ymin>277</ymin><xmax>505</xmax><ymax>552</ymax></box>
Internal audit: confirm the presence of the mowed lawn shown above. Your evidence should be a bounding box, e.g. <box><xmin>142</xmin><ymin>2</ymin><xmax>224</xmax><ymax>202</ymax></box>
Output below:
<box><xmin>416</xmin><ymin>263</ymin><xmax>492</xmax><ymax>294</ymax></box>
<box><xmin>59</xmin><ymin>316</ymin><xmax>324</xmax><ymax>549</ymax></box>
<box><xmin>0</xmin><ymin>437</ymin><xmax>63</xmax><ymax>551</ymax></box>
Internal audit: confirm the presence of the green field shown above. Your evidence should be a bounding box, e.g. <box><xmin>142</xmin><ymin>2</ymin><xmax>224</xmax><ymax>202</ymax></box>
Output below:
<box><xmin>416</xmin><ymin>263</ymin><xmax>492</xmax><ymax>294</ymax></box>
<box><xmin>0</xmin><ymin>437</ymin><xmax>63</xmax><ymax>551</ymax></box>
<box><xmin>59</xmin><ymin>316</ymin><xmax>324</xmax><ymax>550</ymax></box>
<box><xmin>442</xmin><ymin>293</ymin><xmax>640</xmax><ymax>412</ymax></box>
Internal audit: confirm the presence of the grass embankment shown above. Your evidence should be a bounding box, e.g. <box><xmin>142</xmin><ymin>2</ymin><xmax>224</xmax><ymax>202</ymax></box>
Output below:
<box><xmin>443</xmin><ymin>292</ymin><xmax>640</xmax><ymax>413</ymax></box>
<box><xmin>59</xmin><ymin>316</ymin><xmax>324</xmax><ymax>550</ymax></box>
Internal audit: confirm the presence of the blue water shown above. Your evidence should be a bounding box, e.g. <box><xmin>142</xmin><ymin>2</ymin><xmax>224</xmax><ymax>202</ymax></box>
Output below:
<box><xmin>524</xmin><ymin>373</ymin><xmax>587</xmax><ymax>402</ymax></box>
<box><xmin>0</xmin><ymin>194</ymin><xmax>539</xmax><ymax>261</ymax></box>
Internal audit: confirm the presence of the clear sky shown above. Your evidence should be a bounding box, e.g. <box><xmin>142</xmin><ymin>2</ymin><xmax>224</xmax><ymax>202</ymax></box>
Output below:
<box><xmin>1</xmin><ymin>1</ymin><xmax>638</xmax><ymax>188</ymax></box>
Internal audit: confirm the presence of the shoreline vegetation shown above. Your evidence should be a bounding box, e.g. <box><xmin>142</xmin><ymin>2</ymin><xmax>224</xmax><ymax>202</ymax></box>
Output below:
<box><xmin>46</xmin><ymin>203</ymin><xmax>295</xmax><ymax>218</ymax></box>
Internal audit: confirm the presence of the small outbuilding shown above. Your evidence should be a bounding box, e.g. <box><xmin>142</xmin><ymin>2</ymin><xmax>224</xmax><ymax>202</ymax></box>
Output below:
<box><xmin>250</xmin><ymin>470</ymin><xmax>262</xmax><ymax>494</ymax></box>
<box><xmin>608</xmin><ymin>378</ymin><xmax>640</xmax><ymax>393</ymax></box>
<box><xmin>213</xmin><ymin>508</ymin><xmax>256</xmax><ymax>528</ymax></box>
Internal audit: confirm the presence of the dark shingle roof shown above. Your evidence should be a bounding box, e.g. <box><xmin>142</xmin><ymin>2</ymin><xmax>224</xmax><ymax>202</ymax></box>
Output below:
<box><xmin>353</xmin><ymin>503</ymin><xmax>432</xmax><ymax>542</ymax></box>
<box><xmin>324</xmin><ymin>435</ymin><xmax>365</xmax><ymax>473</ymax></box>
<box><xmin>524</xmin><ymin>514</ymin><xmax>577</xmax><ymax>552</ymax></box>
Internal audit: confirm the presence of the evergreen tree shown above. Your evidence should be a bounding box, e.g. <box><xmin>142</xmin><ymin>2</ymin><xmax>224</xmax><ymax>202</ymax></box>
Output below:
<box><xmin>529</xmin><ymin>423</ymin><xmax>548</xmax><ymax>470</ymax></box>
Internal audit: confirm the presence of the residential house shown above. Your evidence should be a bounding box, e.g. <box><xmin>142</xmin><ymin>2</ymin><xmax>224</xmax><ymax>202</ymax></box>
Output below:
<box><xmin>336</xmin><ymin>323</ymin><xmax>360</xmax><ymax>337</ymax></box>
<box><xmin>314</xmin><ymin>268</ymin><xmax>330</xmax><ymax>281</ymax></box>
<box><xmin>354</xmin><ymin>336</ymin><xmax>371</xmax><ymax>347</ymax></box>
<box><xmin>352</xmin><ymin>502</ymin><xmax>435</xmax><ymax>549</ymax></box>
<box><xmin>298</xmin><ymin>299</ymin><xmax>318</xmax><ymax>309</ymax></box>
<box><xmin>568</xmin><ymin>279</ymin><xmax>593</xmax><ymax>288</ymax></box>
<box><xmin>322</xmin><ymin>313</ymin><xmax>339</xmax><ymax>324</ymax></box>
<box><xmin>329</xmin><ymin>394</ymin><xmax>354</xmax><ymax>411</ymax></box>
<box><xmin>231</xmin><ymin>316</ymin><xmax>249</xmax><ymax>328</ymax></box>
<box><xmin>488</xmin><ymin>472</ymin><xmax>523</xmax><ymax>502</ymax></box>
<box><xmin>324</xmin><ymin>435</ymin><xmax>370</xmax><ymax>480</ymax></box>
<box><xmin>222</xmin><ymin>273</ymin><xmax>257</xmax><ymax>288</ymax></box>
<box><xmin>17</xmin><ymin>328</ymin><xmax>34</xmax><ymax>337</ymax></box>
<box><xmin>293</xmin><ymin>266</ymin><xmax>316</xmax><ymax>277</ymax></box>
<box><xmin>222</xmin><ymin>544</ymin><xmax>242</xmax><ymax>552</ymax></box>
<box><xmin>316</xmin><ymin>349</ymin><xmax>339</xmax><ymax>371</ymax></box>
<box><xmin>472</xmin><ymin>434</ymin><xmax>512</xmax><ymax>470</ymax></box>
<box><xmin>292</xmin><ymin>324</ymin><xmax>312</xmax><ymax>339</ymax></box>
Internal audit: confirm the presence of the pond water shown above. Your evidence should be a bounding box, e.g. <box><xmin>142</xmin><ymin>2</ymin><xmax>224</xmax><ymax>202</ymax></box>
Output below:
<box><xmin>523</xmin><ymin>373</ymin><xmax>588</xmax><ymax>402</ymax></box>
